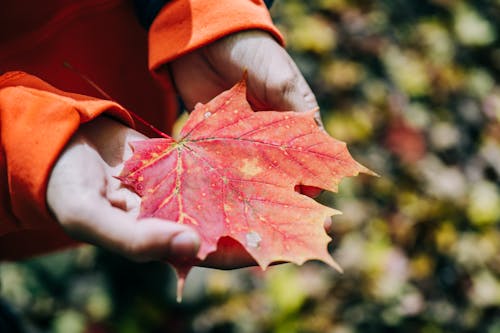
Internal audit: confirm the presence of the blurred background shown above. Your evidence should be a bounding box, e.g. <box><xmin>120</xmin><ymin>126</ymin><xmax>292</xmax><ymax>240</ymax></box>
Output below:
<box><xmin>1</xmin><ymin>0</ymin><xmax>500</xmax><ymax>332</ymax></box>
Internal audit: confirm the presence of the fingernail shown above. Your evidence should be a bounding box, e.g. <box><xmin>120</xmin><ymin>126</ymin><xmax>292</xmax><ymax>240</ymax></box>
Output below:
<box><xmin>170</xmin><ymin>231</ymin><xmax>200</xmax><ymax>258</ymax></box>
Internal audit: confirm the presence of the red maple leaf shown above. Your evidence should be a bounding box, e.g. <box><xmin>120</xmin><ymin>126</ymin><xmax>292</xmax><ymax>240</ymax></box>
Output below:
<box><xmin>118</xmin><ymin>80</ymin><xmax>372</xmax><ymax>300</ymax></box>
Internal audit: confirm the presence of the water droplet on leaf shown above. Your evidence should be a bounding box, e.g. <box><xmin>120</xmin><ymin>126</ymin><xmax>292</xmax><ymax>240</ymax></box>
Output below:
<box><xmin>246</xmin><ymin>231</ymin><xmax>262</xmax><ymax>248</ymax></box>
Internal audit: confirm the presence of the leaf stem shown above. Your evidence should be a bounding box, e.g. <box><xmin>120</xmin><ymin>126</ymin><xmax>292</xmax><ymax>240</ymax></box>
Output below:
<box><xmin>63</xmin><ymin>62</ymin><xmax>170</xmax><ymax>138</ymax></box>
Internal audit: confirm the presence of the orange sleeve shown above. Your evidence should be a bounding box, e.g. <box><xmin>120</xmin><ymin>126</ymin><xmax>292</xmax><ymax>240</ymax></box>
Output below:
<box><xmin>0</xmin><ymin>71</ymin><xmax>132</xmax><ymax>259</ymax></box>
<box><xmin>0</xmin><ymin>0</ymin><xmax>282</xmax><ymax>259</ymax></box>
<box><xmin>148</xmin><ymin>0</ymin><xmax>284</xmax><ymax>70</ymax></box>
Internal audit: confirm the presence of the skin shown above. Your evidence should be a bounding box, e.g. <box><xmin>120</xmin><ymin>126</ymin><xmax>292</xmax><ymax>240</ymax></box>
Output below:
<box><xmin>47</xmin><ymin>30</ymin><xmax>325</xmax><ymax>268</ymax></box>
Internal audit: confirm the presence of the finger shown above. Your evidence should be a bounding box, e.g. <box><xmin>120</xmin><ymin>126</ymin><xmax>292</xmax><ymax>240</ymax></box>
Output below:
<box><xmin>106</xmin><ymin>187</ymin><xmax>140</xmax><ymax>213</ymax></box>
<box><xmin>106</xmin><ymin>173</ymin><xmax>141</xmax><ymax>213</ymax></box>
<box><xmin>295</xmin><ymin>186</ymin><xmax>331</xmax><ymax>233</ymax></box>
<box><xmin>61</xmin><ymin>196</ymin><xmax>200</xmax><ymax>262</ymax></box>
<box><xmin>243</xmin><ymin>38</ymin><xmax>325</xmax><ymax>128</ymax></box>
<box><xmin>264</xmin><ymin>57</ymin><xmax>318</xmax><ymax>110</ymax></box>
<box><xmin>294</xmin><ymin>185</ymin><xmax>323</xmax><ymax>198</ymax></box>
<box><xmin>199</xmin><ymin>237</ymin><xmax>256</xmax><ymax>270</ymax></box>
<box><xmin>264</xmin><ymin>59</ymin><xmax>325</xmax><ymax>128</ymax></box>
<box><xmin>324</xmin><ymin>216</ymin><xmax>333</xmax><ymax>234</ymax></box>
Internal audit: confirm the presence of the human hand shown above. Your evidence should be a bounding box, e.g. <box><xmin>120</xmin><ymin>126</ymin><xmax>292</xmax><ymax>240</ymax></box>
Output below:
<box><xmin>170</xmin><ymin>30</ymin><xmax>323</xmax><ymax>198</ymax></box>
<box><xmin>170</xmin><ymin>31</ymin><xmax>319</xmax><ymax>113</ymax></box>
<box><xmin>167</xmin><ymin>30</ymin><xmax>333</xmax><ymax>269</ymax></box>
<box><xmin>46</xmin><ymin>117</ymin><xmax>200</xmax><ymax>262</ymax></box>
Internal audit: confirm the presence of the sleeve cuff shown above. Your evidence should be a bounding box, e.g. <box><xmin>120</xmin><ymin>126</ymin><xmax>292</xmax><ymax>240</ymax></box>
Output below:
<box><xmin>148</xmin><ymin>0</ymin><xmax>284</xmax><ymax>70</ymax></box>
<box><xmin>0</xmin><ymin>71</ymin><xmax>133</xmax><ymax>230</ymax></box>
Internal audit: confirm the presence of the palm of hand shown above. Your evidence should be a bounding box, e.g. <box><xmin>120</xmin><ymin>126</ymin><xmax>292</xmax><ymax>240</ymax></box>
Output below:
<box><xmin>47</xmin><ymin>118</ymin><xmax>200</xmax><ymax>262</ymax></box>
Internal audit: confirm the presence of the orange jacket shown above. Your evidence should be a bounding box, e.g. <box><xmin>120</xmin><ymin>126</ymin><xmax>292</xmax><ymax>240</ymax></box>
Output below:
<box><xmin>0</xmin><ymin>0</ymin><xmax>282</xmax><ymax>260</ymax></box>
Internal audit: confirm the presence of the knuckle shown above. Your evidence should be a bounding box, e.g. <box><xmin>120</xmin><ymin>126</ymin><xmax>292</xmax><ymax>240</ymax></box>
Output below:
<box><xmin>304</xmin><ymin>89</ymin><xmax>319</xmax><ymax>108</ymax></box>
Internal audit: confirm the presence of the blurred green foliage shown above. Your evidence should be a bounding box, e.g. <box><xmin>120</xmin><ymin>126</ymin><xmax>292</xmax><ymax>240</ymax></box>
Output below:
<box><xmin>2</xmin><ymin>0</ymin><xmax>500</xmax><ymax>332</ymax></box>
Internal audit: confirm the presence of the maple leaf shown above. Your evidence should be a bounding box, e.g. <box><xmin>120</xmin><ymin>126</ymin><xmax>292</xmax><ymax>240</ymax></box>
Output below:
<box><xmin>118</xmin><ymin>80</ymin><xmax>372</xmax><ymax>300</ymax></box>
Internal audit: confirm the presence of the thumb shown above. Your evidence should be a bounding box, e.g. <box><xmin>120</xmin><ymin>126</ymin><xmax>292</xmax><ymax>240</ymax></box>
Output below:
<box><xmin>60</xmin><ymin>197</ymin><xmax>200</xmax><ymax>262</ymax></box>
